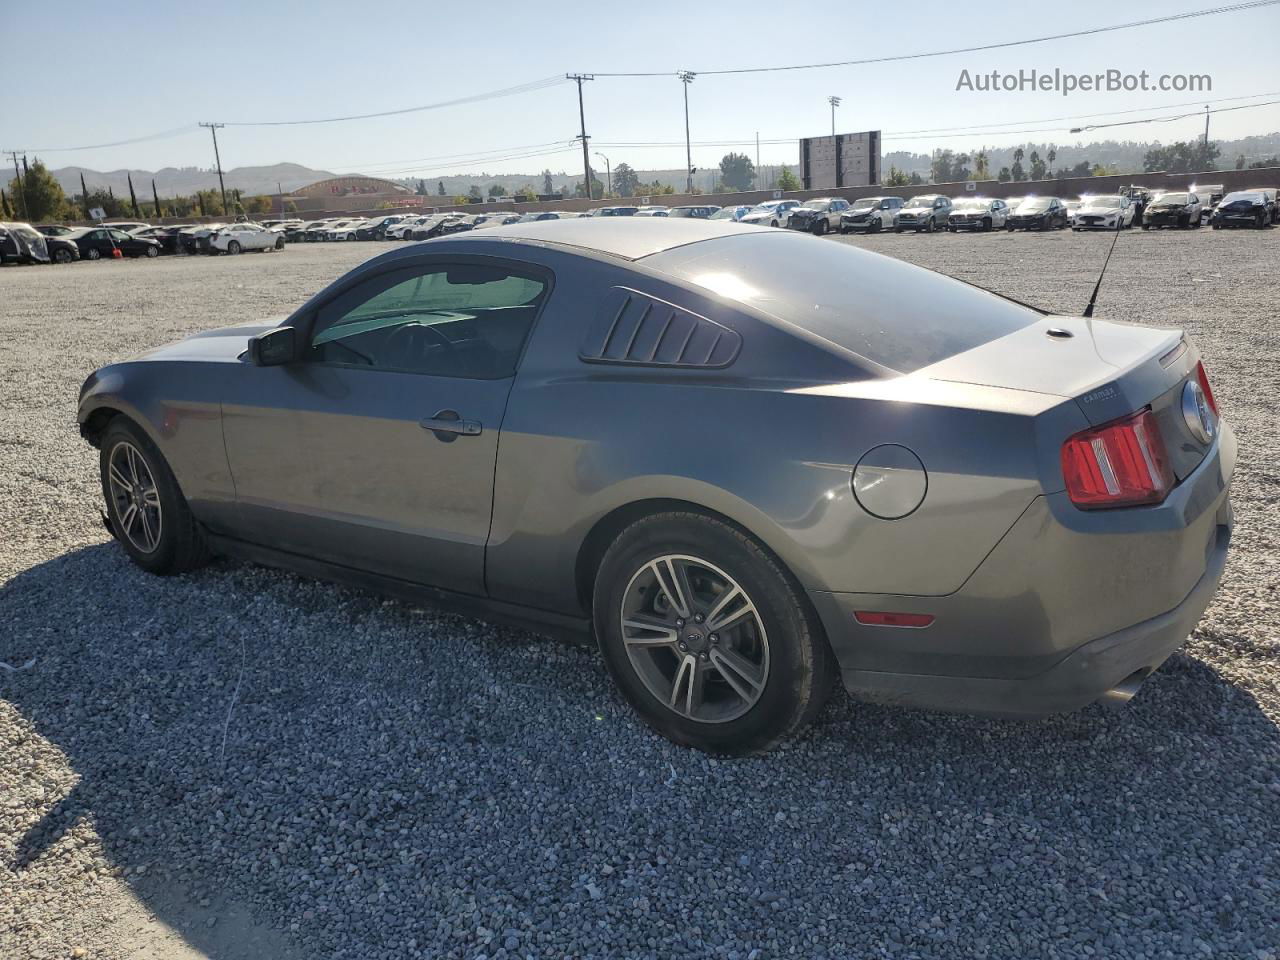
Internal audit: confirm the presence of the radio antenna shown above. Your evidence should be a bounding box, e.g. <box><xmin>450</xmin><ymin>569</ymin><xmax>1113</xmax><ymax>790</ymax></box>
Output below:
<box><xmin>1082</xmin><ymin>199</ymin><xmax>1128</xmax><ymax>318</ymax></box>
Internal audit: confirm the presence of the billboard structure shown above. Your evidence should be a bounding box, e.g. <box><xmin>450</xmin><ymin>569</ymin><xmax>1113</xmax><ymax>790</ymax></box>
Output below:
<box><xmin>799</xmin><ymin>130</ymin><xmax>880</xmax><ymax>189</ymax></box>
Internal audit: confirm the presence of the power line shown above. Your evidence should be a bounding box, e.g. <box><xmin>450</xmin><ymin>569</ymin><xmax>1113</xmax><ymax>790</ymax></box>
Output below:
<box><xmin>218</xmin><ymin>76</ymin><xmax>566</xmax><ymax>126</ymax></box>
<box><xmin>1070</xmin><ymin>97</ymin><xmax>1280</xmax><ymax>133</ymax></box>
<box><xmin>589</xmin><ymin>0</ymin><xmax>1279</xmax><ymax>77</ymax></box>
<box><xmin>14</xmin><ymin>125</ymin><xmax>199</xmax><ymax>153</ymax></box>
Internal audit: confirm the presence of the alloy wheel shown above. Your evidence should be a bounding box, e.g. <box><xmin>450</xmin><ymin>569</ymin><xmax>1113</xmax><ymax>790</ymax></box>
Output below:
<box><xmin>620</xmin><ymin>555</ymin><xmax>770</xmax><ymax>723</ymax></box>
<box><xmin>107</xmin><ymin>442</ymin><xmax>163</xmax><ymax>553</ymax></box>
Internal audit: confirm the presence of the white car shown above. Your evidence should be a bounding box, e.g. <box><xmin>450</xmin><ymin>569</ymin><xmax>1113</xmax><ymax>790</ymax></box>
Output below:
<box><xmin>1072</xmin><ymin>195</ymin><xmax>1135</xmax><ymax>230</ymax></box>
<box><xmin>209</xmin><ymin>221</ymin><xmax>283</xmax><ymax>254</ymax></box>
<box><xmin>739</xmin><ymin>200</ymin><xmax>800</xmax><ymax>227</ymax></box>
<box><xmin>327</xmin><ymin>219</ymin><xmax>369</xmax><ymax>241</ymax></box>
<box><xmin>946</xmin><ymin>197</ymin><xmax>1009</xmax><ymax>232</ymax></box>
<box><xmin>385</xmin><ymin>216</ymin><xmax>432</xmax><ymax>239</ymax></box>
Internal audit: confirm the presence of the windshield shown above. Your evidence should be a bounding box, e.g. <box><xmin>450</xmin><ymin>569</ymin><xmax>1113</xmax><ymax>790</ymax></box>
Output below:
<box><xmin>516</xmin><ymin>213</ymin><xmax>544</xmax><ymax>222</ymax></box>
<box><xmin>906</xmin><ymin>196</ymin><xmax>935</xmax><ymax>207</ymax></box>
<box><xmin>851</xmin><ymin>199</ymin><xmax>878</xmax><ymax>210</ymax></box>
<box><xmin>1221</xmin><ymin>192</ymin><xmax>1262</xmax><ymax>204</ymax></box>
<box><xmin>710</xmin><ymin>208</ymin><xmax>742</xmax><ymax>220</ymax></box>
<box><xmin>952</xmin><ymin>200</ymin><xmax>987</xmax><ymax>211</ymax></box>
<box><xmin>645</xmin><ymin>232</ymin><xmax>1039</xmax><ymax>374</ymax></box>
<box><xmin>1154</xmin><ymin>193</ymin><xmax>1188</xmax><ymax>204</ymax></box>
<box><xmin>669</xmin><ymin>208</ymin><xmax>700</xmax><ymax>217</ymax></box>
<box><xmin>1016</xmin><ymin>198</ymin><xmax>1052</xmax><ymax>212</ymax></box>
<box><xmin>750</xmin><ymin>202</ymin><xmax>780</xmax><ymax>212</ymax></box>
<box><xmin>1083</xmin><ymin>196</ymin><xmax>1123</xmax><ymax>209</ymax></box>
<box><xmin>798</xmin><ymin>201</ymin><xmax>828</xmax><ymax>211</ymax></box>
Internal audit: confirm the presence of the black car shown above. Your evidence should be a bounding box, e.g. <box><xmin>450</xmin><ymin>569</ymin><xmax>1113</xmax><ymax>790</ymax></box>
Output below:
<box><xmin>410</xmin><ymin>215</ymin><xmax>464</xmax><ymax>240</ymax></box>
<box><xmin>1210</xmin><ymin>191</ymin><xmax>1272</xmax><ymax>229</ymax></box>
<box><xmin>65</xmin><ymin>226</ymin><xmax>162</xmax><ymax>260</ymax></box>
<box><xmin>131</xmin><ymin>225</ymin><xmax>187</xmax><ymax>254</ymax></box>
<box><xmin>1141</xmin><ymin>192</ymin><xmax>1202</xmax><ymax>229</ymax></box>
<box><xmin>355</xmin><ymin>215</ymin><xmax>406</xmax><ymax>241</ymax></box>
<box><xmin>46</xmin><ymin>235</ymin><xmax>81</xmax><ymax>264</ymax></box>
<box><xmin>1005</xmin><ymin>197</ymin><xmax>1068</xmax><ymax>231</ymax></box>
<box><xmin>0</xmin><ymin>222</ymin><xmax>51</xmax><ymax>264</ymax></box>
<box><xmin>37</xmin><ymin>224</ymin><xmax>75</xmax><ymax>237</ymax></box>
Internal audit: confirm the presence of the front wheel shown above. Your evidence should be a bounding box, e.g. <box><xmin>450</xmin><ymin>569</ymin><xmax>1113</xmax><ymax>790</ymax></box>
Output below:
<box><xmin>145</xmin><ymin>246</ymin><xmax>159</xmax><ymax>258</ymax></box>
<box><xmin>227</xmin><ymin>240</ymin><xmax>241</xmax><ymax>254</ymax></box>
<box><xmin>814</xmin><ymin>220</ymin><xmax>828</xmax><ymax>236</ymax></box>
<box><xmin>86</xmin><ymin>247</ymin><xmax>102</xmax><ymax>260</ymax></box>
<box><xmin>54</xmin><ymin>249</ymin><xmax>74</xmax><ymax>264</ymax></box>
<box><xmin>276</xmin><ymin>236</ymin><xmax>286</xmax><ymax>249</ymax></box>
<box><xmin>594</xmin><ymin>512</ymin><xmax>834</xmax><ymax>755</ymax></box>
<box><xmin>100</xmin><ymin>418</ymin><xmax>210</xmax><ymax>575</ymax></box>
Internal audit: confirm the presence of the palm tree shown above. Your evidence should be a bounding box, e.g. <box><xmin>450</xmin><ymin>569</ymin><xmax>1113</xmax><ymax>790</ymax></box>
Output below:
<box><xmin>1013</xmin><ymin>147</ymin><xmax>1025</xmax><ymax>165</ymax></box>
<box><xmin>1047</xmin><ymin>147</ymin><xmax>1057</xmax><ymax>175</ymax></box>
<box><xmin>974</xmin><ymin>149</ymin><xmax>989</xmax><ymax>180</ymax></box>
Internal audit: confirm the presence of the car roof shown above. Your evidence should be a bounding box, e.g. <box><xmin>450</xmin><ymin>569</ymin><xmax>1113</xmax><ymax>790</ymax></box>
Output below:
<box><xmin>456</xmin><ymin>216</ymin><xmax>762</xmax><ymax>260</ymax></box>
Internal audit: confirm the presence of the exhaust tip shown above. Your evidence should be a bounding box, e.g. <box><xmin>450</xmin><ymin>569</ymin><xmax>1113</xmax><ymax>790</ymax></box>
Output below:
<box><xmin>1099</xmin><ymin>669</ymin><xmax>1150</xmax><ymax>707</ymax></box>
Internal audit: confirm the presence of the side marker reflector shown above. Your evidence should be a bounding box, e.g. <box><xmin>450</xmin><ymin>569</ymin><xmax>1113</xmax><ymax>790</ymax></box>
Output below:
<box><xmin>854</xmin><ymin>611</ymin><xmax>935</xmax><ymax>628</ymax></box>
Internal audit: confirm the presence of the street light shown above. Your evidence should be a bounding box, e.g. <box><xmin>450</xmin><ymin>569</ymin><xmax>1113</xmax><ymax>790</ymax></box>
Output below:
<box><xmin>594</xmin><ymin>151</ymin><xmax>611</xmax><ymax>197</ymax></box>
<box><xmin>828</xmin><ymin>95</ymin><xmax>841</xmax><ymax>136</ymax></box>
<box><xmin>679</xmin><ymin>71</ymin><xmax>697</xmax><ymax>194</ymax></box>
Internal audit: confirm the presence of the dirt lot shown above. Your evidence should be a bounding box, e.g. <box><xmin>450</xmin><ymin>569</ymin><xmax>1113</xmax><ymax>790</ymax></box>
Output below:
<box><xmin>2</xmin><ymin>230</ymin><xmax>1278</xmax><ymax>959</ymax></box>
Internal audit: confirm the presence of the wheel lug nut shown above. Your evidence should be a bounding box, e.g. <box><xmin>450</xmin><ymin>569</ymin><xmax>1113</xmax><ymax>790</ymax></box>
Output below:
<box><xmin>709</xmin><ymin>634</ymin><xmax>719</xmax><ymax>645</ymax></box>
<box><xmin>675</xmin><ymin>618</ymin><xmax>685</xmax><ymax>628</ymax></box>
<box><xmin>694</xmin><ymin>613</ymin><xmax>704</xmax><ymax>623</ymax></box>
<box><xmin>678</xmin><ymin>641</ymin><xmax>688</xmax><ymax>652</ymax></box>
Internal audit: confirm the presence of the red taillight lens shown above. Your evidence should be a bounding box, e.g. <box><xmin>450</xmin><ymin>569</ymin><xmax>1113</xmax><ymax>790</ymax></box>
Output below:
<box><xmin>1195</xmin><ymin>361</ymin><xmax>1218</xmax><ymax>415</ymax></box>
<box><xmin>1061</xmin><ymin>409</ymin><xmax>1173</xmax><ymax>509</ymax></box>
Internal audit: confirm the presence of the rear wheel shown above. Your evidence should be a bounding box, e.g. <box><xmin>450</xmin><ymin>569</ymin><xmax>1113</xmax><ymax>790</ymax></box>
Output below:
<box><xmin>54</xmin><ymin>248</ymin><xmax>74</xmax><ymax>264</ymax></box>
<box><xmin>86</xmin><ymin>247</ymin><xmax>102</xmax><ymax>260</ymax></box>
<box><xmin>100</xmin><ymin>418</ymin><xmax>210</xmax><ymax>576</ymax></box>
<box><xmin>594</xmin><ymin>512</ymin><xmax>834</xmax><ymax>755</ymax></box>
<box><xmin>145</xmin><ymin>246</ymin><xmax>159</xmax><ymax>258</ymax></box>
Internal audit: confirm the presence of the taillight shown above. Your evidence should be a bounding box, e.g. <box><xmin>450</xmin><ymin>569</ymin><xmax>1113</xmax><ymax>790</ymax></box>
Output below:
<box><xmin>1061</xmin><ymin>409</ymin><xmax>1173</xmax><ymax>509</ymax></box>
<box><xmin>1195</xmin><ymin>361</ymin><xmax>1218</xmax><ymax>415</ymax></box>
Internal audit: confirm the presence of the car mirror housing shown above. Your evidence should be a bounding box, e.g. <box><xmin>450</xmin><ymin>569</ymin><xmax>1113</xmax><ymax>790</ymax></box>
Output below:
<box><xmin>248</xmin><ymin>327</ymin><xmax>297</xmax><ymax>366</ymax></box>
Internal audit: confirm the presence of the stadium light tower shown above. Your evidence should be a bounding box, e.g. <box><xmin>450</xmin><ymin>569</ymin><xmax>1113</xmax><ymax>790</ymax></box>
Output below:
<box><xmin>679</xmin><ymin>71</ymin><xmax>697</xmax><ymax>193</ymax></box>
<box><xmin>828</xmin><ymin>96</ymin><xmax>842</xmax><ymax>136</ymax></box>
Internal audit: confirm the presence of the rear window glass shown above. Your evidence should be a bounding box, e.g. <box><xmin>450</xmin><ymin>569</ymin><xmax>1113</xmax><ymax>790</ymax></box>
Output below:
<box><xmin>643</xmin><ymin>232</ymin><xmax>1041</xmax><ymax>374</ymax></box>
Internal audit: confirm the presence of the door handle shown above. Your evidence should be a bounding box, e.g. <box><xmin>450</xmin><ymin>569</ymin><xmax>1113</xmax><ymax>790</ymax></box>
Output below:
<box><xmin>420</xmin><ymin>409</ymin><xmax>482</xmax><ymax>441</ymax></box>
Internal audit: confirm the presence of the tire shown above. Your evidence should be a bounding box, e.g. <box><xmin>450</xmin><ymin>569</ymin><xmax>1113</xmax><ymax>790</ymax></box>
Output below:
<box><xmin>593</xmin><ymin>511</ymin><xmax>834</xmax><ymax>755</ymax></box>
<box><xmin>893</xmin><ymin>227</ymin><xmax>903</xmax><ymax>234</ymax></box>
<box><xmin>228</xmin><ymin>240</ymin><xmax>241</xmax><ymax>254</ymax></box>
<box><xmin>86</xmin><ymin>247</ymin><xmax>102</xmax><ymax>260</ymax></box>
<box><xmin>925</xmin><ymin>218</ymin><xmax>935</xmax><ymax>233</ymax></box>
<box><xmin>1257</xmin><ymin>214</ymin><xmax>1267</xmax><ymax>229</ymax></box>
<box><xmin>99</xmin><ymin>417</ymin><xmax>211</xmax><ymax>576</ymax></box>
<box><xmin>145</xmin><ymin>246</ymin><xmax>159</xmax><ymax>258</ymax></box>
<box><xmin>1142</xmin><ymin>224</ymin><xmax>1150</xmax><ymax>230</ymax></box>
<box><xmin>814</xmin><ymin>220</ymin><xmax>828</xmax><ymax>236</ymax></box>
<box><xmin>982</xmin><ymin>218</ymin><xmax>992</xmax><ymax>232</ymax></box>
<box><xmin>54</xmin><ymin>249</ymin><xmax>73</xmax><ymax>264</ymax></box>
<box><xmin>869</xmin><ymin>218</ymin><xmax>881</xmax><ymax>234</ymax></box>
<box><xmin>276</xmin><ymin>236</ymin><xmax>286</xmax><ymax>249</ymax></box>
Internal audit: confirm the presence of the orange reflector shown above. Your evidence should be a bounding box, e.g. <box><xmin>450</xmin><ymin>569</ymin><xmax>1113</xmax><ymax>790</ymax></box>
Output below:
<box><xmin>854</xmin><ymin>611</ymin><xmax>935</xmax><ymax>628</ymax></box>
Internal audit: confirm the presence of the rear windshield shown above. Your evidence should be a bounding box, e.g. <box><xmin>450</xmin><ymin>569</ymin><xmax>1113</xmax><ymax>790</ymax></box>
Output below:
<box><xmin>644</xmin><ymin>232</ymin><xmax>1040</xmax><ymax>374</ymax></box>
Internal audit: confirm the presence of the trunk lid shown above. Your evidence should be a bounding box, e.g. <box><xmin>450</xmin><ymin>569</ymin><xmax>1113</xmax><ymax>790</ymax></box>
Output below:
<box><xmin>921</xmin><ymin>315</ymin><xmax>1212</xmax><ymax>482</ymax></box>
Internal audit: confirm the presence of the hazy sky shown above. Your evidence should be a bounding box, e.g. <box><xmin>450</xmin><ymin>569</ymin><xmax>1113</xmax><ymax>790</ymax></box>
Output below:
<box><xmin>6</xmin><ymin>0</ymin><xmax>1278</xmax><ymax>178</ymax></box>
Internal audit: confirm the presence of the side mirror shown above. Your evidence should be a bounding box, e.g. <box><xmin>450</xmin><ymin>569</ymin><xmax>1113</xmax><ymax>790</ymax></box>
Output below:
<box><xmin>248</xmin><ymin>327</ymin><xmax>297</xmax><ymax>366</ymax></box>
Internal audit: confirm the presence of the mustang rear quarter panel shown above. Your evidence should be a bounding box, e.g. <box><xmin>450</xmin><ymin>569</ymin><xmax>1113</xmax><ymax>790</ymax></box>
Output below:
<box><xmin>484</xmin><ymin>254</ymin><xmax>1080</xmax><ymax>616</ymax></box>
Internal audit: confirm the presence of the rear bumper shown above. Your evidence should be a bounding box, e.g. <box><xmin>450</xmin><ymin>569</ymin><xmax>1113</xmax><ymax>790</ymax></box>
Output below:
<box><xmin>811</xmin><ymin>425</ymin><xmax>1235</xmax><ymax>716</ymax></box>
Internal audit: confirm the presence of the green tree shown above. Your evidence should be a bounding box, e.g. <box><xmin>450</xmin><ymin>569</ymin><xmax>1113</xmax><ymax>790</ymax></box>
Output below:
<box><xmin>487</xmin><ymin>184</ymin><xmax>507</xmax><ymax>197</ymax></box>
<box><xmin>973</xmin><ymin>150</ymin><xmax>989</xmax><ymax>180</ymax></box>
<box><xmin>0</xmin><ymin>189</ymin><xmax>11</xmax><ymax>217</ymax></box>
<box><xmin>542</xmin><ymin>169</ymin><xmax>554</xmax><ymax>195</ymax></box>
<box><xmin>1029</xmin><ymin>151</ymin><xmax>1046</xmax><ymax>180</ymax></box>
<box><xmin>77</xmin><ymin>188</ymin><xmax>128</xmax><ymax>219</ymax></box>
<box><xmin>613</xmin><ymin>162</ymin><xmax>640</xmax><ymax>197</ymax></box>
<box><xmin>1142</xmin><ymin>140</ymin><xmax>1220</xmax><ymax>174</ymax></box>
<box><xmin>514</xmin><ymin>185</ymin><xmax>538</xmax><ymax>201</ymax></box>
<box><xmin>415</xmin><ymin>179</ymin><xmax>428</xmax><ymax>195</ymax></box>
<box><xmin>436</xmin><ymin>180</ymin><xmax>446</xmax><ymax>196</ymax></box>
<box><xmin>718</xmin><ymin>152</ymin><xmax>755</xmax><ymax>192</ymax></box>
<box><xmin>5</xmin><ymin>158</ymin><xmax>68</xmax><ymax>222</ymax></box>
<box><xmin>882</xmin><ymin>165</ymin><xmax>910</xmax><ymax>187</ymax></box>
<box><xmin>1011</xmin><ymin>147</ymin><xmax>1026</xmax><ymax>181</ymax></box>
<box><xmin>468</xmin><ymin>184</ymin><xmax>483</xmax><ymax>200</ymax></box>
<box><xmin>1046</xmin><ymin>147</ymin><xmax>1057</xmax><ymax>175</ymax></box>
<box><xmin>575</xmin><ymin>176</ymin><xmax>604</xmax><ymax>199</ymax></box>
<box><xmin>775</xmin><ymin>168</ymin><xmax>801</xmax><ymax>191</ymax></box>
<box><xmin>997</xmin><ymin>166</ymin><xmax>1012</xmax><ymax>182</ymax></box>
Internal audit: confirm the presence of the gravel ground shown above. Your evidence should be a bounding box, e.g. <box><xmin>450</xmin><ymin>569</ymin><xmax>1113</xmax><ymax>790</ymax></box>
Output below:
<box><xmin>2</xmin><ymin>232</ymin><xmax>1278</xmax><ymax>960</ymax></box>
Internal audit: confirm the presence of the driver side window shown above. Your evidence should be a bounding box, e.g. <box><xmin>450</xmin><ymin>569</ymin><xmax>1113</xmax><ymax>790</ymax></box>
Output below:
<box><xmin>307</xmin><ymin>263</ymin><xmax>549</xmax><ymax>380</ymax></box>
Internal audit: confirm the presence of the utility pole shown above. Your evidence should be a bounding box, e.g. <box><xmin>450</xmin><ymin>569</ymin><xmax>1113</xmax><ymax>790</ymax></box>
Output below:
<box><xmin>594</xmin><ymin>152</ymin><xmax>611</xmax><ymax>197</ymax></box>
<box><xmin>755</xmin><ymin>131</ymin><xmax>760</xmax><ymax>175</ymax></box>
<box><xmin>567</xmin><ymin>74</ymin><xmax>595</xmax><ymax>200</ymax></box>
<box><xmin>5</xmin><ymin>150</ymin><xmax>27</xmax><ymax>219</ymax></box>
<box><xmin>278</xmin><ymin>181</ymin><xmax>284</xmax><ymax>219</ymax></box>
<box><xmin>1203</xmin><ymin>104</ymin><xmax>1210</xmax><ymax>147</ymax></box>
<box><xmin>828</xmin><ymin>96</ymin><xmax>842</xmax><ymax>136</ymax></box>
<box><xmin>199</xmin><ymin>122</ymin><xmax>228</xmax><ymax>215</ymax></box>
<box><xmin>679</xmin><ymin>71</ymin><xmax>696</xmax><ymax>194</ymax></box>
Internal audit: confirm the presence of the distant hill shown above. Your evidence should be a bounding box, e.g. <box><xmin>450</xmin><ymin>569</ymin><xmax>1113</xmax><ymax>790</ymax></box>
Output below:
<box><xmin>51</xmin><ymin>163</ymin><xmax>336</xmax><ymax>198</ymax></box>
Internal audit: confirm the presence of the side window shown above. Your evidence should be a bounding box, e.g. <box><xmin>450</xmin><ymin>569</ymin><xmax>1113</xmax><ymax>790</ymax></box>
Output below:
<box><xmin>307</xmin><ymin>263</ymin><xmax>549</xmax><ymax>380</ymax></box>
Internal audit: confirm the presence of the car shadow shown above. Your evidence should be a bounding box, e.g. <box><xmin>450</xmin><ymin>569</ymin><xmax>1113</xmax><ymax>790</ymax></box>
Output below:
<box><xmin>4</xmin><ymin>543</ymin><xmax>1278</xmax><ymax>956</ymax></box>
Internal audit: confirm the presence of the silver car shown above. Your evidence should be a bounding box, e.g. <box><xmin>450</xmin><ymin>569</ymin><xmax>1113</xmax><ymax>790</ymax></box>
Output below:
<box><xmin>78</xmin><ymin>219</ymin><xmax>1235</xmax><ymax>754</ymax></box>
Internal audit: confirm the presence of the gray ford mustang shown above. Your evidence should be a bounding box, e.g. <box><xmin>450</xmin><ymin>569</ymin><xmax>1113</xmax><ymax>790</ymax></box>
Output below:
<box><xmin>79</xmin><ymin>219</ymin><xmax>1234</xmax><ymax>754</ymax></box>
